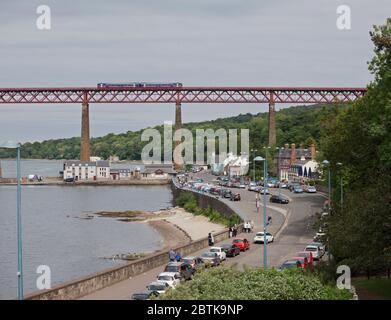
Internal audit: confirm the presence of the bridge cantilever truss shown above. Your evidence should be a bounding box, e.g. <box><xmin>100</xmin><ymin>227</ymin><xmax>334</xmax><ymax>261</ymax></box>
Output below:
<box><xmin>0</xmin><ymin>86</ymin><xmax>366</xmax><ymax>104</ymax></box>
<box><xmin>0</xmin><ymin>85</ymin><xmax>367</xmax><ymax>163</ymax></box>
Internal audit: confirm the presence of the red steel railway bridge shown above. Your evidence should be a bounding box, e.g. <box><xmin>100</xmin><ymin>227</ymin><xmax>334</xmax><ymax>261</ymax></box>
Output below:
<box><xmin>0</xmin><ymin>86</ymin><xmax>367</xmax><ymax>167</ymax></box>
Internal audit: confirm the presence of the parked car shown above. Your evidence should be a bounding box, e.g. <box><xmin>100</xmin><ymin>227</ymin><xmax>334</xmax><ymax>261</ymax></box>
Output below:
<box><xmin>146</xmin><ymin>281</ymin><xmax>171</xmax><ymax>295</ymax></box>
<box><xmin>259</xmin><ymin>188</ymin><xmax>271</xmax><ymax>195</ymax></box>
<box><xmin>306</xmin><ymin>186</ymin><xmax>317</xmax><ymax>193</ymax></box>
<box><xmin>220</xmin><ymin>244</ymin><xmax>241</xmax><ymax>257</ymax></box>
<box><xmin>232</xmin><ymin>238</ymin><xmax>250</xmax><ymax>251</ymax></box>
<box><xmin>253</xmin><ymin>231</ymin><xmax>274</xmax><ymax>244</ymax></box>
<box><xmin>270</xmin><ymin>195</ymin><xmax>289</xmax><ymax>204</ymax></box>
<box><xmin>248</xmin><ymin>182</ymin><xmax>258</xmax><ymax>191</ymax></box>
<box><xmin>222</xmin><ymin>189</ymin><xmax>232</xmax><ymax>198</ymax></box>
<box><xmin>230</xmin><ymin>193</ymin><xmax>241</xmax><ymax>201</ymax></box>
<box><xmin>304</xmin><ymin>244</ymin><xmax>323</xmax><ymax>260</ymax></box>
<box><xmin>277</xmin><ymin>259</ymin><xmax>302</xmax><ymax>271</ymax></box>
<box><xmin>279</xmin><ymin>182</ymin><xmax>289</xmax><ymax>189</ymax></box>
<box><xmin>181</xmin><ymin>256</ymin><xmax>204</xmax><ymax>271</ymax></box>
<box><xmin>164</xmin><ymin>262</ymin><xmax>194</xmax><ymax>280</ymax></box>
<box><xmin>156</xmin><ymin>272</ymin><xmax>181</xmax><ymax>288</ymax></box>
<box><xmin>293</xmin><ymin>185</ymin><xmax>304</xmax><ymax>193</ymax></box>
<box><xmin>295</xmin><ymin>251</ymin><xmax>314</xmax><ymax>267</ymax></box>
<box><xmin>64</xmin><ymin>177</ymin><xmax>75</xmax><ymax>182</ymax></box>
<box><xmin>200</xmin><ymin>252</ymin><xmax>221</xmax><ymax>266</ymax></box>
<box><xmin>131</xmin><ymin>290</ymin><xmax>159</xmax><ymax>300</ymax></box>
<box><xmin>291</xmin><ymin>256</ymin><xmax>309</xmax><ymax>269</ymax></box>
<box><xmin>209</xmin><ymin>246</ymin><xmax>227</xmax><ymax>261</ymax></box>
<box><xmin>310</xmin><ymin>241</ymin><xmax>326</xmax><ymax>255</ymax></box>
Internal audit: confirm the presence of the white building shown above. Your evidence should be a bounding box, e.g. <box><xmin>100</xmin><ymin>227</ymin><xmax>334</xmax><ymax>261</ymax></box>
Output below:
<box><xmin>141</xmin><ymin>164</ymin><xmax>176</xmax><ymax>179</ymax></box>
<box><xmin>209</xmin><ymin>152</ymin><xmax>249</xmax><ymax>176</ymax></box>
<box><xmin>289</xmin><ymin>157</ymin><xmax>318</xmax><ymax>180</ymax></box>
<box><xmin>63</xmin><ymin>160</ymin><xmax>110</xmax><ymax>181</ymax></box>
<box><xmin>110</xmin><ymin>168</ymin><xmax>132</xmax><ymax>180</ymax></box>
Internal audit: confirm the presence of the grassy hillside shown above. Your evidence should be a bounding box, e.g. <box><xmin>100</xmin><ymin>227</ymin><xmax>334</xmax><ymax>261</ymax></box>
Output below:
<box><xmin>0</xmin><ymin>103</ymin><xmax>349</xmax><ymax>160</ymax></box>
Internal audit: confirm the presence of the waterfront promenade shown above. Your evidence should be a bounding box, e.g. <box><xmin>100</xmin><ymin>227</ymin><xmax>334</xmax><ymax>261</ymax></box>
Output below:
<box><xmin>80</xmin><ymin>170</ymin><xmax>324</xmax><ymax>300</ymax></box>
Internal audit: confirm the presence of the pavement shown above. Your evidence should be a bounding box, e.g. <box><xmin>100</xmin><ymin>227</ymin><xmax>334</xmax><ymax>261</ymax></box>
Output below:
<box><xmin>81</xmin><ymin>171</ymin><xmax>324</xmax><ymax>300</ymax></box>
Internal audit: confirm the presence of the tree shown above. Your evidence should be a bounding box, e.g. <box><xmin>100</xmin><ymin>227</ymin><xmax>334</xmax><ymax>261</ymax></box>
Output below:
<box><xmin>321</xmin><ymin>18</ymin><xmax>391</xmax><ymax>274</ymax></box>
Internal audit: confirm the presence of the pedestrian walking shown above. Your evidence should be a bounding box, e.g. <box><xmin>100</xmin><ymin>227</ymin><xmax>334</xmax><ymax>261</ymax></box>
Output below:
<box><xmin>233</xmin><ymin>224</ymin><xmax>238</xmax><ymax>237</ymax></box>
<box><xmin>175</xmin><ymin>251</ymin><xmax>181</xmax><ymax>262</ymax></box>
<box><xmin>229</xmin><ymin>226</ymin><xmax>233</xmax><ymax>238</ymax></box>
<box><xmin>208</xmin><ymin>233</ymin><xmax>215</xmax><ymax>246</ymax></box>
<box><xmin>169</xmin><ymin>249</ymin><xmax>176</xmax><ymax>262</ymax></box>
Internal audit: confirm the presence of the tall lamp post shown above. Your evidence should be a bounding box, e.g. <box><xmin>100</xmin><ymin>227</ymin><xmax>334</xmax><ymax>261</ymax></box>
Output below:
<box><xmin>251</xmin><ymin>149</ymin><xmax>258</xmax><ymax>183</ymax></box>
<box><xmin>276</xmin><ymin>147</ymin><xmax>283</xmax><ymax>197</ymax></box>
<box><xmin>254</xmin><ymin>156</ymin><xmax>267</xmax><ymax>268</ymax></box>
<box><xmin>322</xmin><ymin>160</ymin><xmax>331</xmax><ymax>211</ymax></box>
<box><xmin>0</xmin><ymin>141</ymin><xmax>23</xmax><ymax>300</ymax></box>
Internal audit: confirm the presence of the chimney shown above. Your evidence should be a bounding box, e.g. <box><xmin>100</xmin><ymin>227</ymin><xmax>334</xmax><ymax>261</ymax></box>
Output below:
<box><xmin>310</xmin><ymin>143</ymin><xmax>316</xmax><ymax>160</ymax></box>
<box><xmin>290</xmin><ymin>143</ymin><xmax>296</xmax><ymax>164</ymax></box>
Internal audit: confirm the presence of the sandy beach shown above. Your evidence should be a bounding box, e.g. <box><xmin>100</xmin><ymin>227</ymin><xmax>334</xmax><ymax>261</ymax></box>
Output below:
<box><xmin>95</xmin><ymin>206</ymin><xmax>227</xmax><ymax>256</ymax></box>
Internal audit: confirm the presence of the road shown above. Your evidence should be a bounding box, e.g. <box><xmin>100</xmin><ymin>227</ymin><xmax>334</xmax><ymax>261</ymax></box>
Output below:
<box><xmin>82</xmin><ymin>171</ymin><xmax>325</xmax><ymax>300</ymax></box>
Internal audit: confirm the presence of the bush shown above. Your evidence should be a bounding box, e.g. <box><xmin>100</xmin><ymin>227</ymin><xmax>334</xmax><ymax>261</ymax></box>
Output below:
<box><xmin>176</xmin><ymin>191</ymin><xmax>242</xmax><ymax>227</ymax></box>
<box><xmin>155</xmin><ymin>266</ymin><xmax>352</xmax><ymax>300</ymax></box>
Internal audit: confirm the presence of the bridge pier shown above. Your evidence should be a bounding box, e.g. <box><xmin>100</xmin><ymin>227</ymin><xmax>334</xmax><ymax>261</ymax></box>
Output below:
<box><xmin>80</xmin><ymin>102</ymin><xmax>90</xmax><ymax>161</ymax></box>
<box><xmin>174</xmin><ymin>101</ymin><xmax>183</xmax><ymax>172</ymax></box>
<box><xmin>268</xmin><ymin>94</ymin><xmax>276</xmax><ymax>146</ymax></box>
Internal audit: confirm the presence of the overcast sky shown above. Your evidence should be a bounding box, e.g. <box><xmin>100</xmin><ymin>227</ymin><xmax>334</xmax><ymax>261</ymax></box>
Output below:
<box><xmin>0</xmin><ymin>0</ymin><xmax>389</xmax><ymax>142</ymax></box>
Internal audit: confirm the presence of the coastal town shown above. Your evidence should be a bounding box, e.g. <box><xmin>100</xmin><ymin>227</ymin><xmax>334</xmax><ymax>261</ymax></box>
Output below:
<box><xmin>1</xmin><ymin>1</ymin><xmax>390</xmax><ymax>310</ymax></box>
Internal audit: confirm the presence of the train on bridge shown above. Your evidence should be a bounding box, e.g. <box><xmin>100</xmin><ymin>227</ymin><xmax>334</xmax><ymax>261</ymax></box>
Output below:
<box><xmin>97</xmin><ymin>82</ymin><xmax>183</xmax><ymax>88</ymax></box>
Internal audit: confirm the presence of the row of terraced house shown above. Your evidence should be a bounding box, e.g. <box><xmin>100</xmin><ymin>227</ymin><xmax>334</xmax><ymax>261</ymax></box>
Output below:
<box><xmin>62</xmin><ymin>161</ymin><xmax>176</xmax><ymax>181</ymax></box>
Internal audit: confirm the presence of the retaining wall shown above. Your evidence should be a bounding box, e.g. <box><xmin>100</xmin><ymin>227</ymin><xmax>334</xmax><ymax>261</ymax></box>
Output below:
<box><xmin>25</xmin><ymin>180</ymin><xmax>243</xmax><ymax>300</ymax></box>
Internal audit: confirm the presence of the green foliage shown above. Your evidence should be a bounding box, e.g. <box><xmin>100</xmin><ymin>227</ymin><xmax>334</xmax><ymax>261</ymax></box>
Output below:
<box><xmin>175</xmin><ymin>191</ymin><xmax>241</xmax><ymax>227</ymax></box>
<box><xmin>0</xmin><ymin>104</ymin><xmax>341</xmax><ymax>160</ymax></box>
<box><xmin>154</xmin><ymin>266</ymin><xmax>352</xmax><ymax>300</ymax></box>
<box><xmin>321</xmin><ymin>18</ymin><xmax>391</xmax><ymax>274</ymax></box>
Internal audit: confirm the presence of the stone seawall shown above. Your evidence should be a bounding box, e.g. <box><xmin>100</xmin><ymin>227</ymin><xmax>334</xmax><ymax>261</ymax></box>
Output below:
<box><xmin>25</xmin><ymin>179</ymin><xmax>243</xmax><ymax>300</ymax></box>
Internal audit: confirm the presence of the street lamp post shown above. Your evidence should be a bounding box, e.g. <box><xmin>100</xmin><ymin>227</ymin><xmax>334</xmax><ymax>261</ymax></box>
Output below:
<box><xmin>276</xmin><ymin>147</ymin><xmax>283</xmax><ymax>198</ymax></box>
<box><xmin>322</xmin><ymin>160</ymin><xmax>331</xmax><ymax>210</ymax></box>
<box><xmin>254</xmin><ymin>156</ymin><xmax>266</xmax><ymax>268</ymax></box>
<box><xmin>0</xmin><ymin>141</ymin><xmax>23</xmax><ymax>300</ymax></box>
<box><xmin>251</xmin><ymin>149</ymin><xmax>257</xmax><ymax>183</ymax></box>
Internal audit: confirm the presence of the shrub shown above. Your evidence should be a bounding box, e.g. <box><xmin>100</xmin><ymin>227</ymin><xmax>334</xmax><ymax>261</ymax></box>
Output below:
<box><xmin>176</xmin><ymin>191</ymin><xmax>242</xmax><ymax>227</ymax></box>
<box><xmin>155</xmin><ymin>266</ymin><xmax>352</xmax><ymax>300</ymax></box>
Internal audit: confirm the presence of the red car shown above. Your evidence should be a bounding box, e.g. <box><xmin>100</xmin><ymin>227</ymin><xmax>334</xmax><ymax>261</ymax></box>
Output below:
<box><xmin>291</xmin><ymin>256</ymin><xmax>309</xmax><ymax>269</ymax></box>
<box><xmin>232</xmin><ymin>238</ymin><xmax>250</xmax><ymax>251</ymax></box>
<box><xmin>295</xmin><ymin>251</ymin><xmax>314</xmax><ymax>267</ymax></box>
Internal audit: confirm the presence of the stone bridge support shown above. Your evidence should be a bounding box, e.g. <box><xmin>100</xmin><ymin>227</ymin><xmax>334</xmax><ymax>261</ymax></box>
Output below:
<box><xmin>80</xmin><ymin>102</ymin><xmax>90</xmax><ymax>161</ymax></box>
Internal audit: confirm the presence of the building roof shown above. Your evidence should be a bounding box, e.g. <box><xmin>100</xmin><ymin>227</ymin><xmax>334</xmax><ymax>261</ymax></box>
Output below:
<box><xmin>64</xmin><ymin>160</ymin><xmax>110</xmax><ymax>167</ymax></box>
<box><xmin>143</xmin><ymin>167</ymin><xmax>177</xmax><ymax>174</ymax></box>
<box><xmin>110</xmin><ymin>168</ymin><xmax>132</xmax><ymax>173</ymax></box>
<box><xmin>96</xmin><ymin>160</ymin><xmax>110</xmax><ymax>167</ymax></box>
<box><xmin>64</xmin><ymin>160</ymin><xmax>96</xmax><ymax>166</ymax></box>
<box><xmin>277</xmin><ymin>148</ymin><xmax>312</xmax><ymax>160</ymax></box>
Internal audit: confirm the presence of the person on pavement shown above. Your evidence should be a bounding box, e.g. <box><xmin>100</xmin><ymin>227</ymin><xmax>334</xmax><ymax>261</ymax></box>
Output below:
<box><xmin>169</xmin><ymin>249</ymin><xmax>176</xmax><ymax>262</ymax></box>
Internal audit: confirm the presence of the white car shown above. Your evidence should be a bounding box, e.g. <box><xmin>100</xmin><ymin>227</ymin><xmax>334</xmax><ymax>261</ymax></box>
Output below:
<box><xmin>156</xmin><ymin>272</ymin><xmax>181</xmax><ymax>288</ymax></box>
<box><xmin>209</xmin><ymin>247</ymin><xmax>227</xmax><ymax>261</ymax></box>
<box><xmin>306</xmin><ymin>186</ymin><xmax>317</xmax><ymax>193</ymax></box>
<box><xmin>146</xmin><ymin>281</ymin><xmax>171</xmax><ymax>294</ymax></box>
<box><xmin>253</xmin><ymin>231</ymin><xmax>274</xmax><ymax>243</ymax></box>
<box><xmin>259</xmin><ymin>188</ymin><xmax>271</xmax><ymax>195</ymax></box>
<box><xmin>248</xmin><ymin>182</ymin><xmax>257</xmax><ymax>191</ymax></box>
<box><xmin>304</xmin><ymin>244</ymin><xmax>323</xmax><ymax>260</ymax></box>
